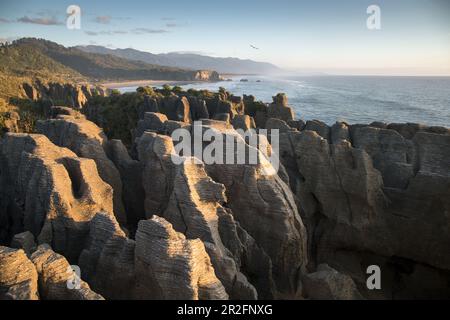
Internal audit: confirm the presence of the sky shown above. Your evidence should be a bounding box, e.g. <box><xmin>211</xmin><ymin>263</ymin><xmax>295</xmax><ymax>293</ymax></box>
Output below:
<box><xmin>0</xmin><ymin>0</ymin><xmax>449</xmax><ymax>75</ymax></box>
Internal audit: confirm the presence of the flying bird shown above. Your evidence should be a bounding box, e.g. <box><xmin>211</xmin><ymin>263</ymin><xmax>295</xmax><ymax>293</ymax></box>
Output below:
<box><xmin>250</xmin><ymin>44</ymin><xmax>260</xmax><ymax>50</ymax></box>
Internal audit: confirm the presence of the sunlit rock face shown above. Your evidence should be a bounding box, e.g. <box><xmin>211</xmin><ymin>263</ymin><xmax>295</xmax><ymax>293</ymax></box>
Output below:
<box><xmin>36</xmin><ymin>115</ymin><xmax>127</xmax><ymax>225</ymax></box>
<box><xmin>133</xmin><ymin>117</ymin><xmax>308</xmax><ymax>298</ymax></box>
<box><xmin>135</xmin><ymin>216</ymin><xmax>228</xmax><ymax>300</ymax></box>
<box><xmin>0</xmin><ymin>246</ymin><xmax>39</xmax><ymax>300</ymax></box>
<box><xmin>196</xmin><ymin>127</ymin><xmax>308</xmax><ymax>298</ymax></box>
<box><xmin>267</xmin><ymin>93</ymin><xmax>295</xmax><ymax>123</ymax></box>
<box><xmin>136</xmin><ymin>131</ymin><xmax>273</xmax><ymax>299</ymax></box>
<box><xmin>0</xmin><ymin>133</ymin><xmax>115</xmax><ymax>262</ymax></box>
<box><xmin>31</xmin><ymin>244</ymin><xmax>104</xmax><ymax>300</ymax></box>
<box><xmin>22</xmin><ymin>81</ymin><xmax>98</xmax><ymax>110</ymax></box>
<box><xmin>1</xmin><ymin>87</ymin><xmax>449</xmax><ymax>300</ymax></box>
<box><xmin>79</xmin><ymin>212</ymin><xmax>229</xmax><ymax>300</ymax></box>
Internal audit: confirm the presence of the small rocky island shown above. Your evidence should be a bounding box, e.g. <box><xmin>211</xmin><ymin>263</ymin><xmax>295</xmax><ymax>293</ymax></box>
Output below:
<box><xmin>0</xmin><ymin>84</ymin><xmax>449</xmax><ymax>300</ymax></box>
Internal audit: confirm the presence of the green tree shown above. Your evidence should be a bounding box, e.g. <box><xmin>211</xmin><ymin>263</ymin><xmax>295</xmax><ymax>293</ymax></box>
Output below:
<box><xmin>172</xmin><ymin>85</ymin><xmax>183</xmax><ymax>94</ymax></box>
<box><xmin>136</xmin><ymin>86</ymin><xmax>155</xmax><ymax>96</ymax></box>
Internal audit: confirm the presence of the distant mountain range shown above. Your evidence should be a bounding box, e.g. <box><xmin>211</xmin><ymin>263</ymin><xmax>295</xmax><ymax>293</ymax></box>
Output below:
<box><xmin>76</xmin><ymin>45</ymin><xmax>281</xmax><ymax>75</ymax></box>
<box><xmin>0</xmin><ymin>38</ymin><xmax>222</xmax><ymax>98</ymax></box>
<box><xmin>0</xmin><ymin>37</ymin><xmax>280</xmax><ymax>100</ymax></box>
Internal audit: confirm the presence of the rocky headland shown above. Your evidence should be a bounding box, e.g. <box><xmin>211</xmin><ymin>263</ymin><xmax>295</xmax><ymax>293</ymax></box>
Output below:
<box><xmin>1</xmin><ymin>86</ymin><xmax>449</xmax><ymax>300</ymax></box>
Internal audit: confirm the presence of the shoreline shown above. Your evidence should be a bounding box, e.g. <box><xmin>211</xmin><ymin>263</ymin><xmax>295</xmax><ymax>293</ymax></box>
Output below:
<box><xmin>101</xmin><ymin>79</ymin><xmax>207</xmax><ymax>89</ymax></box>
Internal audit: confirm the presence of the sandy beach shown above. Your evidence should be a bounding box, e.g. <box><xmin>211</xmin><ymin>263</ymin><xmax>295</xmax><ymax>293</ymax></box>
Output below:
<box><xmin>102</xmin><ymin>79</ymin><xmax>204</xmax><ymax>89</ymax></box>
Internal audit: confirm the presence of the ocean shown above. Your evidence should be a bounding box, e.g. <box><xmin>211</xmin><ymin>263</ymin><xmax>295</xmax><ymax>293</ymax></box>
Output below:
<box><xmin>118</xmin><ymin>75</ymin><xmax>450</xmax><ymax>127</ymax></box>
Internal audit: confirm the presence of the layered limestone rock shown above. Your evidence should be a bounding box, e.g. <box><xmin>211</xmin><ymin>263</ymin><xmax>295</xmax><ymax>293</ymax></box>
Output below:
<box><xmin>106</xmin><ymin>140</ymin><xmax>145</xmax><ymax>229</ymax></box>
<box><xmin>243</xmin><ymin>95</ymin><xmax>269</xmax><ymax>128</ymax></box>
<box><xmin>382</xmin><ymin>131</ymin><xmax>450</xmax><ymax>270</ymax></box>
<box><xmin>218</xmin><ymin>212</ymin><xmax>275</xmax><ymax>299</ymax></box>
<box><xmin>135</xmin><ymin>216</ymin><xmax>228</xmax><ymax>299</ymax></box>
<box><xmin>164</xmin><ymin>159</ymin><xmax>265</xmax><ymax>299</ymax></box>
<box><xmin>302</xmin><ymin>264</ymin><xmax>363</xmax><ymax>300</ymax></box>
<box><xmin>281</xmin><ymin>130</ymin><xmax>389</xmax><ymax>259</ymax></box>
<box><xmin>36</xmin><ymin>116</ymin><xmax>126</xmax><ymax>225</ymax></box>
<box><xmin>267</xmin><ymin>93</ymin><xmax>295</xmax><ymax>122</ymax></box>
<box><xmin>349</xmin><ymin>126</ymin><xmax>450</xmax><ymax>275</ymax></box>
<box><xmin>137</xmin><ymin>95</ymin><xmax>209</xmax><ymax>124</ymax></box>
<box><xmin>230</xmin><ymin>96</ymin><xmax>245</xmax><ymax>115</ymax></box>
<box><xmin>304</xmin><ymin>120</ymin><xmax>330</xmax><ymax>140</ymax></box>
<box><xmin>159</xmin><ymin>96</ymin><xmax>192</xmax><ymax>123</ymax></box>
<box><xmin>135</xmin><ymin>122</ymin><xmax>308</xmax><ymax>298</ymax></box>
<box><xmin>0</xmin><ymin>133</ymin><xmax>115</xmax><ymax>262</ymax></box>
<box><xmin>1</xmin><ymin>111</ymin><xmax>20</xmax><ymax>133</ymax></box>
<box><xmin>31</xmin><ymin>244</ymin><xmax>104</xmax><ymax>300</ymax></box>
<box><xmin>198</xmin><ymin>119</ymin><xmax>234</xmax><ymax>131</ymax></box>
<box><xmin>137</xmin><ymin>121</ymin><xmax>307</xmax><ymax>297</ymax></box>
<box><xmin>164</xmin><ymin>120</ymin><xmax>190</xmax><ymax>136</ymax></box>
<box><xmin>288</xmin><ymin>119</ymin><xmax>306</xmax><ymax>131</ymax></box>
<box><xmin>0</xmin><ymin>246</ymin><xmax>39</xmax><ymax>300</ymax></box>
<box><xmin>201</xmin><ymin>94</ymin><xmax>244</xmax><ymax>121</ymax></box>
<box><xmin>78</xmin><ymin>212</ymin><xmax>135</xmax><ymax>299</ymax></box>
<box><xmin>213</xmin><ymin>113</ymin><xmax>231</xmax><ymax>123</ymax></box>
<box><xmin>138</xmin><ymin>95</ymin><xmax>160</xmax><ymax>118</ymax></box>
<box><xmin>3</xmin><ymin>84</ymin><xmax>449</xmax><ymax>300</ymax></box>
<box><xmin>49</xmin><ymin>106</ymin><xmax>86</xmax><ymax>120</ymax></box>
<box><xmin>133</xmin><ymin>112</ymin><xmax>192</xmax><ymax>142</ymax></box>
<box><xmin>331</xmin><ymin>121</ymin><xmax>350</xmax><ymax>144</ymax></box>
<box><xmin>187</xmin><ymin>96</ymin><xmax>209</xmax><ymax>120</ymax></box>
<box><xmin>215</xmin><ymin>98</ymin><xmax>244</xmax><ymax>119</ymax></box>
<box><xmin>265</xmin><ymin>118</ymin><xmax>297</xmax><ymax>133</ymax></box>
<box><xmin>22</xmin><ymin>81</ymin><xmax>101</xmax><ymax>109</ymax></box>
<box><xmin>276</xmin><ymin>122</ymin><xmax>450</xmax><ymax>299</ymax></box>
<box><xmin>351</xmin><ymin>125</ymin><xmax>414</xmax><ymax>189</ymax></box>
<box><xmin>134</xmin><ymin>112</ymin><xmax>169</xmax><ymax>139</ymax></box>
<box><xmin>136</xmin><ymin>132</ymin><xmax>270</xmax><ymax>299</ymax></box>
<box><xmin>10</xmin><ymin>231</ymin><xmax>36</xmax><ymax>256</ymax></box>
<box><xmin>232</xmin><ymin>114</ymin><xmax>256</xmax><ymax>131</ymax></box>
<box><xmin>80</xmin><ymin>210</ymin><xmax>232</xmax><ymax>300</ymax></box>
<box><xmin>199</xmin><ymin>126</ymin><xmax>307</xmax><ymax>298</ymax></box>
<box><xmin>194</xmin><ymin>70</ymin><xmax>221</xmax><ymax>81</ymax></box>
<box><xmin>386</xmin><ymin>122</ymin><xmax>450</xmax><ymax>139</ymax></box>
<box><xmin>22</xmin><ymin>82</ymin><xmax>40</xmax><ymax>101</ymax></box>
<box><xmin>137</xmin><ymin>132</ymin><xmax>177</xmax><ymax>217</ymax></box>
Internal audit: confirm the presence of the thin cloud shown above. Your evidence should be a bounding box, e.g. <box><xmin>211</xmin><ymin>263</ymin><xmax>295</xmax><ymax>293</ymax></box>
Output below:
<box><xmin>0</xmin><ymin>18</ymin><xmax>11</xmax><ymax>23</ymax></box>
<box><xmin>85</xmin><ymin>28</ymin><xmax>168</xmax><ymax>36</ymax></box>
<box><xmin>131</xmin><ymin>28</ymin><xmax>168</xmax><ymax>34</ymax></box>
<box><xmin>85</xmin><ymin>30</ymin><xmax>129</xmax><ymax>36</ymax></box>
<box><xmin>36</xmin><ymin>10</ymin><xmax>60</xmax><ymax>17</ymax></box>
<box><xmin>161</xmin><ymin>17</ymin><xmax>176</xmax><ymax>21</ymax></box>
<box><xmin>17</xmin><ymin>15</ymin><xmax>63</xmax><ymax>25</ymax></box>
<box><xmin>95</xmin><ymin>16</ymin><xmax>111</xmax><ymax>24</ymax></box>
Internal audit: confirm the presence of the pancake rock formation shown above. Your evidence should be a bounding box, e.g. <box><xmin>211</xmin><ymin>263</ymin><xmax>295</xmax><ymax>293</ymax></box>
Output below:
<box><xmin>1</xmin><ymin>88</ymin><xmax>449</xmax><ymax>300</ymax></box>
